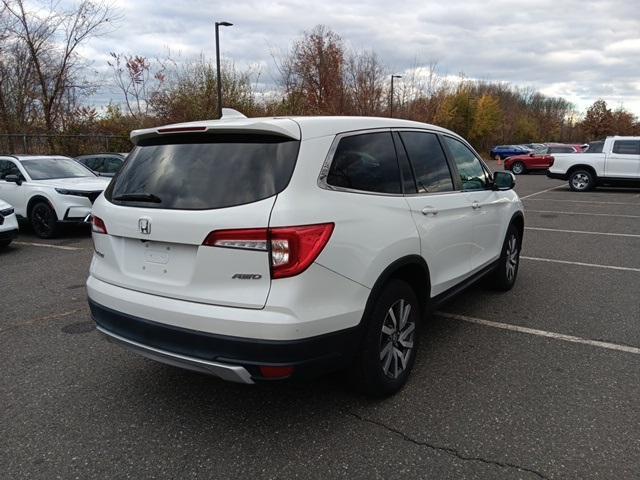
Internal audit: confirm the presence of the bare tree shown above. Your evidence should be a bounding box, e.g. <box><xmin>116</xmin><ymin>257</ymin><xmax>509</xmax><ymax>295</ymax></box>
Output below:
<box><xmin>2</xmin><ymin>0</ymin><xmax>115</xmax><ymax>139</ymax></box>
<box><xmin>108</xmin><ymin>52</ymin><xmax>167</xmax><ymax>120</ymax></box>
<box><xmin>346</xmin><ymin>49</ymin><xmax>386</xmax><ymax>115</ymax></box>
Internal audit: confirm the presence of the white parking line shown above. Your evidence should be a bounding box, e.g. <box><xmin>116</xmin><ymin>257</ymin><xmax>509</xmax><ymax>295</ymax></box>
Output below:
<box><xmin>438</xmin><ymin>312</ymin><xmax>640</xmax><ymax>355</ymax></box>
<box><xmin>521</xmin><ymin>256</ymin><xmax>640</xmax><ymax>273</ymax></box>
<box><xmin>13</xmin><ymin>241</ymin><xmax>83</xmax><ymax>251</ymax></box>
<box><xmin>519</xmin><ymin>184</ymin><xmax>565</xmax><ymax>199</ymax></box>
<box><xmin>527</xmin><ymin>209</ymin><xmax>640</xmax><ymax>219</ymax></box>
<box><xmin>524</xmin><ymin>198</ymin><xmax>640</xmax><ymax>206</ymax></box>
<box><xmin>525</xmin><ymin>227</ymin><xmax>640</xmax><ymax>238</ymax></box>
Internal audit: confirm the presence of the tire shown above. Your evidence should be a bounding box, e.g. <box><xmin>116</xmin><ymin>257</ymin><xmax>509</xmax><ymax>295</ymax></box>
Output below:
<box><xmin>350</xmin><ymin>279</ymin><xmax>420</xmax><ymax>397</ymax></box>
<box><xmin>30</xmin><ymin>201</ymin><xmax>60</xmax><ymax>238</ymax></box>
<box><xmin>511</xmin><ymin>161</ymin><xmax>526</xmax><ymax>175</ymax></box>
<box><xmin>568</xmin><ymin>169</ymin><xmax>595</xmax><ymax>192</ymax></box>
<box><xmin>488</xmin><ymin>225</ymin><xmax>521</xmax><ymax>291</ymax></box>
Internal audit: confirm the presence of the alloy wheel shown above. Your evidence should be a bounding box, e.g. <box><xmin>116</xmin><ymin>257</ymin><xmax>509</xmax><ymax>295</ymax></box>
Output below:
<box><xmin>571</xmin><ymin>173</ymin><xmax>590</xmax><ymax>191</ymax></box>
<box><xmin>32</xmin><ymin>204</ymin><xmax>54</xmax><ymax>236</ymax></box>
<box><xmin>379</xmin><ymin>299</ymin><xmax>415</xmax><ymax>379</ymax></box>
<box><xmin>505</xmin><ymin>234</ymin><xmax>519</xmax><ymax>282</ymax></box>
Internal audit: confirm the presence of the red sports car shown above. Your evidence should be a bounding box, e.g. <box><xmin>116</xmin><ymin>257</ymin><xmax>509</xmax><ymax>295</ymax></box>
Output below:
<box><xmin>504</xmin><ymin>144</ymin><xmax>577</xmax><ymax>174</ymax></box>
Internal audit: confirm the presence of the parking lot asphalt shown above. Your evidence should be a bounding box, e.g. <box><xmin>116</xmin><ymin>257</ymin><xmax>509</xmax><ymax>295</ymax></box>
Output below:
<box><xmin>2</xmin><ymin>168</ymin><xmax>639</xmax><ymax>479</ymax></box>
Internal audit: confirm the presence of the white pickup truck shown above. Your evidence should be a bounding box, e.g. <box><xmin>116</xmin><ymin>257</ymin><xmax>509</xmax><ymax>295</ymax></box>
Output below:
<box><xmin>547</xmin><ymin>136</ymin><xmax>640</xmax><ymax>191</ymax></box>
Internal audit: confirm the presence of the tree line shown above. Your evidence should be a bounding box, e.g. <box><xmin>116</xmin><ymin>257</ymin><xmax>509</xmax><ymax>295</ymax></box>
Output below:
<box><xmin>1</xmin><ymin>1</ymin><xmax>638</xmax><ymax>156</ymax></box>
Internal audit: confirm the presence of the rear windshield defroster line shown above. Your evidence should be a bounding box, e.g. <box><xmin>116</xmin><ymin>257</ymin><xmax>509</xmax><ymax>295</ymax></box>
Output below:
<box><xmin>105</xmin><ymin>133</ymin><xmax>300</xmax><ymax>210</ymax></box>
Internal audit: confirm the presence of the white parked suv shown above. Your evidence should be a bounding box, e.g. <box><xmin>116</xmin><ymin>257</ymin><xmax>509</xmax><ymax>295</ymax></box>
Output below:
<box><xmin>88</xmin><ymin>115</ymin><xmax>524</xmax><ymax>396</ymax></box>
<box><xmin>0</xmin><ymin>198</ymin><xmax>19</xmax><ymax>247</ymax></box>
<box><xmin>0</xmin><ymin>155</ymin><xmax>110</xmax><ymax>238</ymax></box>
<box><xmin>547</xmin><ymin>136</ymin><xmax>640</xmax><ymax>191</ymax></box>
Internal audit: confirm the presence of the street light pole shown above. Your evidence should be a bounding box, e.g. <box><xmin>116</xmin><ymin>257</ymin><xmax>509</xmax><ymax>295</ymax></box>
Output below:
<box><xmin>390</xmin><ymin>75</ymin><xmax>402</xmax><ymax>118</ymax></box>
<box><xmin>215</xmin><ymin>21</ymin><xmax>233</xmax><ymax>119</ymax></box>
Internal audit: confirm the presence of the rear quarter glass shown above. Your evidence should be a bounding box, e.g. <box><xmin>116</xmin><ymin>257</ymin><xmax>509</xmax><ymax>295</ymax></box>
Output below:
<box><xmin>106</xmin><ymin>133</ymin><xmax>300</xmax><ymax>210</ymax></box>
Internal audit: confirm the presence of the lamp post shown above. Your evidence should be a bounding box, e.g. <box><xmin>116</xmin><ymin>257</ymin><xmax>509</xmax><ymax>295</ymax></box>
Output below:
<box><xmin>215</xmin><ymin>21</ymin><xmax>233</xmax><ymax>119</ymax></box>
<box><xmin>389</xmin><ymin>75</ymin><xmax>402</xmax><ymax>118</ymax></box>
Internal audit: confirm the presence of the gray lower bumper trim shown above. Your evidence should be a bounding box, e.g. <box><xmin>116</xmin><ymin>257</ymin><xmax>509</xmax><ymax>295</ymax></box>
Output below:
<box><xmin>97</xmin><ymin>326</ymin><xmax>254</xmax><ymax>384</ymax></box>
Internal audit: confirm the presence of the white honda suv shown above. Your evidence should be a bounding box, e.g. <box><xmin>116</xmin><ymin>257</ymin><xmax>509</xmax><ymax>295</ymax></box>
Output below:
<box><xmin>88</xmin><ymin>115</ymin><xmax>524</xmax><ymax>396</ymax></box>
<box><xmin>0</xmin><ymin>155</ymin><xmax>110</xmax><ymax>238</ymax></box>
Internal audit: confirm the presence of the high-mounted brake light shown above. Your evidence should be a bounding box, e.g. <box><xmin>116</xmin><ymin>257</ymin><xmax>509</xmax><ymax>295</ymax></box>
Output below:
<box><xmin>157</xmin><ymin>126</ymin><xmax>207</xmax><ymax>134</ymax></box>
<box><xmin>91</xmin><ymin>216</ymin><xmax>108</xmax><ymax>234</ymax></box>
<box><xmin>202</xmin><ymin>223</ymin><xmax>334</xmax><ymax>279</ymax></box>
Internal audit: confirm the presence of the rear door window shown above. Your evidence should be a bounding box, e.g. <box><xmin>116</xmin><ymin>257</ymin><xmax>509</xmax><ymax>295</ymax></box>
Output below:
<box><xmin>326</xmin><ymin>132</ymin><xmax>401</xmax><ymax>194</ymax></box>
<box><xmin>398</xmin><ymin>131</ymin><xmax>453</xmax><ymax>193</ymax></box>
<box><xmin>107</xmin><ymin>133</ymin><xmax>300</xmax><ymax>210</ymax></box>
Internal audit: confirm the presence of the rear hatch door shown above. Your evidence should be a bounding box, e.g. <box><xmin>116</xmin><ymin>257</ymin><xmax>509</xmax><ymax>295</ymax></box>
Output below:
<box><xmin>91</xmin><ymin>129</ymin><xmax>300</xmax><ymax>309</ymax></box>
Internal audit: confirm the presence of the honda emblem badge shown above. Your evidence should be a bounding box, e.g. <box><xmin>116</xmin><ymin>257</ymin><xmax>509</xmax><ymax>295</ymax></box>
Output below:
<box><xmin>138</xmin><ymin>217</ymin><xmax>151</xmax><ymax>235</ymax></box>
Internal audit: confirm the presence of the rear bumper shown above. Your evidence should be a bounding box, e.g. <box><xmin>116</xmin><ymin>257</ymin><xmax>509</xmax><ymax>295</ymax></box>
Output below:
<box><xmin>546</xmin><ymin>171</ymin><xmax>567</xmax><ymax>180</ymax></box>
<box><xmin>89</xmin><ymin>299</ymin><xmax>361</xmax><ymax>381</ymax></box>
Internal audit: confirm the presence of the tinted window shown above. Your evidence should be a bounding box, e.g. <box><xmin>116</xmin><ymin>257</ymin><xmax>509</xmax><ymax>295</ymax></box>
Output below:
<box><xmin>0</xmin><ymin>160</ymin><xmax>20</xmax><ymax>179</ymax></box>
<box><xmin>442</xmin><ymin>136</ymin><xmax>487</xmax><ymax>190</ymax></box>
<box><xmin>327</xmin><ymin>132</ymin><xmax>401</xmax><ymax>194</ymax></box>
<box><xmin>548</xmin><ymin>146</ymin><xmax>574</xmax><ymax>154</ymax></box>
<box><xmin>612</xmin><ymin>140</ymin><xmax>640</xmax><ymax>155</ymax></box>
<box><xmin>104</xmin><ymin>157</ymin><xmax>123</xmax><ymax>173</ymax></box>
<box><xmin>399</xmin><ymin>132</ymin><xmax>453</xmax><ymax>193</ymax></box>
<box><xmin>586</xmin><ymin>141</ymin><xmax>604</xmax><ymax>153</ymax></box>
<box><xmin>107</xmin><ymin>134</ymin><xmax>300</xmax><ymax>210</ymax></box>
<box><xmin>21</xmin><ymin>158</ymin><xmax>94</xmax><ymax>180</ymax></box>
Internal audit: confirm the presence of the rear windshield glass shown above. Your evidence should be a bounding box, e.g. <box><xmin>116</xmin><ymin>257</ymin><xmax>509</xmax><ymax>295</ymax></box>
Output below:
<box><xmin>106</xmin><ymin>134</ymin><xmax>300</xmax><ymax>210</ymax></box>
<box><xmin>586</xmin><ymin>141</ymin><xmax>604</xmax><ymax>153</ymax></box>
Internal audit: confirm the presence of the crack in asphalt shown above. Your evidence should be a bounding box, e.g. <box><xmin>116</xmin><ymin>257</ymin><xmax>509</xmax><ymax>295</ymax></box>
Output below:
<box><xmin>348</xmin><ymin>412</ymin><xmax>549</xmax><ymax>480</ymax></box>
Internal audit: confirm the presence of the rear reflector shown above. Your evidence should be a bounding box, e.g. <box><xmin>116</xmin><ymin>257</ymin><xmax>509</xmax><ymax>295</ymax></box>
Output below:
<box><xmin>259</xmin><ymin>366</ymin><xmax>295</xmax><ymax>379</ymax></box>
<box><xmin>202</xmin><ymin>223</ymin><xmax>334</xmax><ymax>279</ymax></box>
<box><xmin>91</xmin><ymin>216</ymin><xmax>108</xmax><ymax>234</ymax></box>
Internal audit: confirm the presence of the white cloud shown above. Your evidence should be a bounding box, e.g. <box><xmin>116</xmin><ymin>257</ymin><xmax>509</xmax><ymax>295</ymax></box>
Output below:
<box><xmin>62</xmin><ymin>0</ymin><xmax>640</xmax><ymax>115</ymax></box>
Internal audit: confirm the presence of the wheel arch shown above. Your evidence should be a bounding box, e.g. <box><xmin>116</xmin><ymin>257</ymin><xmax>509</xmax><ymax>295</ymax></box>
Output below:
<box><xmin>27</xmin><ymin>194</ymin><xmax>56</xmax><ymax>219</ymax></box>
<box><xmin>360</xmin><ymin>255</ymin><xmax>431</xmax><ymax>330</ymax></box>
<box><xmin>567</xmin><ymin>164</ymin><xmax>597</xmax><ymax>179</ymax></box>
<box><xmin>509</xmin><ymin>211</ymin><xmax>524</xmax><ymax>243</ymax></box>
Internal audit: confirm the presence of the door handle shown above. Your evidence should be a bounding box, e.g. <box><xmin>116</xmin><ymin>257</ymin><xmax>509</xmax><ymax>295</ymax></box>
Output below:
<box><xmin>472</xmin><ymin>201</ymin><xmax>481</xmax><ymax>210</ymax></box>
<box><xmin>421</xmin><ymin>206</ymin><xmax>438</xmax><ymax>216</ymax></box>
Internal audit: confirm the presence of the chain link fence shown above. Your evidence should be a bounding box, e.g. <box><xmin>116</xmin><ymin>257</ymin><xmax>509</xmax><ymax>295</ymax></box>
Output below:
<box><xmin>0</xmin><ymin>133</ymin><xmax>133</xmax><ymax>157</ymax></box>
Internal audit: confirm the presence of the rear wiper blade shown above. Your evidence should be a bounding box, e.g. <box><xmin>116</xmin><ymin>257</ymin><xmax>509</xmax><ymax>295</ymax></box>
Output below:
<box><xmin>113</xmin><ymin>193</ymin><xmax>162</xmax><ymax>203</ymax></box>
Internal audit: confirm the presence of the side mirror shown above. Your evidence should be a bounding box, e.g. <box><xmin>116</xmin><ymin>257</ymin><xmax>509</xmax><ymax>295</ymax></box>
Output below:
<box><xmin>492</xmin><ymin>171</ymin><xmax>515</xmax><ymax>191</ymax></box>
<box><xmin>5</xmin><ymin>174</ymin><xmax>22</xmax><ymax>186</ymax></box>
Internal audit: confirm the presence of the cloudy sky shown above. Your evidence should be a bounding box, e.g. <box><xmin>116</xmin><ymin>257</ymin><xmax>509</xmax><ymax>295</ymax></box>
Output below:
<box><xmin>77</xmin><ymin>0</ymin><xmax>640</xmax><ymax>114</ymax></box>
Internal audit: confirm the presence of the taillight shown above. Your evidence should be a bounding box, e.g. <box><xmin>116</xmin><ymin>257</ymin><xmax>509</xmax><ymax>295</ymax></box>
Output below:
<box><xmin>269</xmin><ymin>224</ymin><xmax>334</xmax><ymax>278</ymax></box>
<box><xmin>202</xmin><ymin>223</ymin><xmax>334</xmax><ymax>279</ymax></box>
<box><xmin>91</xmin><ymin>216</ymin><xmax>108</xmax><ymax>234</ymax></box>
<box><xmin>203</xmin><ymin>228</ymin><xmax>268</xmax><ymax>251</ymax></box>
<box><xmin>548</xmin><ymin>156</ymin><xmax>555</xmax><ymax>167</ymax></box>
